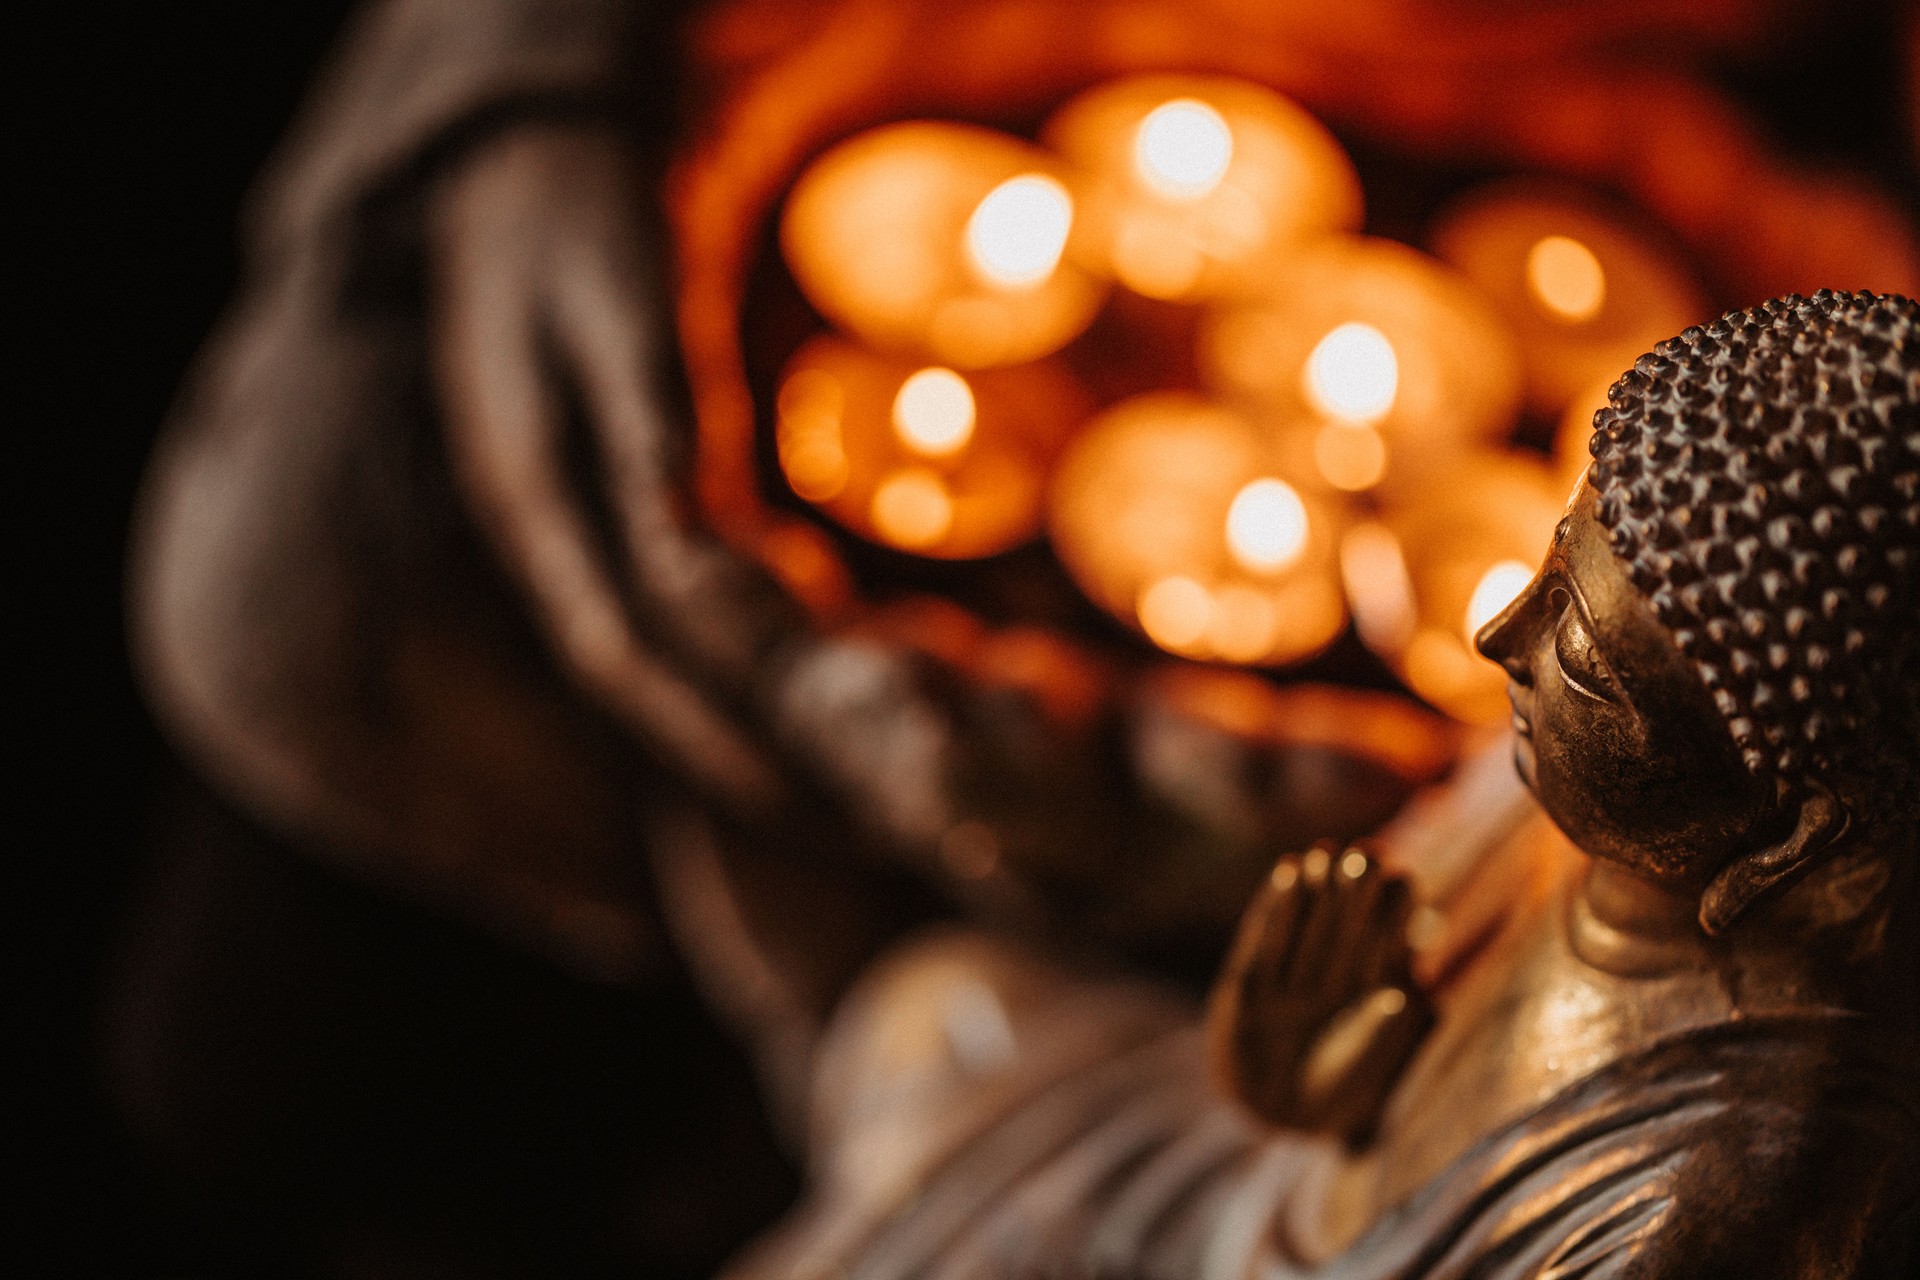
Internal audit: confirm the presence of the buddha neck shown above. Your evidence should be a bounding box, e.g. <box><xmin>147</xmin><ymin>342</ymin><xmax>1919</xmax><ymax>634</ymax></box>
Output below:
<box><xmin>1566</xmin><ymin>860</ymin><xmax>1713</xmax><ymax>978</ymax></box>
<box><xmin>1566</xmin><ymin>849</ymin><xmax>1901</xmax><ymax>998</ymax></box>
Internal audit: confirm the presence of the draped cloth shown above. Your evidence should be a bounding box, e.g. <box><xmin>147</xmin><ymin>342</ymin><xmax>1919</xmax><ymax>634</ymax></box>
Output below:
<box><xmin>731</xmin><ymin>935</ymin><xmax>1919</xmax><ymax>1279</ymax></box>
<box><xmin>131</xmin><ymin>0</ymin><xmax>673</xmax><ymax>980</ymax></box>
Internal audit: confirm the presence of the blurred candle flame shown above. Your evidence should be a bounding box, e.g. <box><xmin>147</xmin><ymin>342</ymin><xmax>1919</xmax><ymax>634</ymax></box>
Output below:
<box><xmin>1138</xmin><ymin>575</ymin><xmax>1213</xmax><ymax>653</ymax></box>
<box><xmin>1111</xmin><ymin>213</ymin><xmax>1206</xmax><ymax>299</ymax></box>
<box><xmin>1464</xmin><ymin>559</ymin><xmax>1535</xmax><ymax>643</ymax></box>
<box><xmin>1525</xmin><ymin>235</ymin><xmax>1606</xmax><ymax>323</ymax></box>
<box><xmin>781</xmin><ymin>123</ymin><xmax>1102</xmax><ymax>368</ymax></box>
<box><xmin>871</xmin><ymin>467</ymin><xmax>956</xmax><ymax>549</ymax></box>
<box><xmin>1313</xmin><ymin>421</ymin><xmax>1388</xmax><ymax>491</ymax></box>
<box><xmin>1134</xmin><ymin>98</ymin><xmax>1234</xmax><ymax>201</ymax></box>
<box><xmin>1363</xmin><ymin>454</ymin><xmax>1565</xmax><ymax>723</ymax></box>
<box><xmin>776</xmin><ymin>367</ymin><xmax>849</xmax><ymax>501</ymax></box>
<box><xmin>1207</xmin><ymin>583</ymin><xmax>1280</xmax><ymax>662</ymax></box>
<box><xmin>892</xmin><ymin>367</ymin><xmax>976</xmax><ymax>457</ymax></box>
<box><xmin>1225</xmin><ymin>477</ymin><xmax>1309</xmax><ymax>573</ymax></box>
<box><xmin>1431</xmin><ymin>186</ymin><xmax>1703</xmax><ymax>417</ymax></box>
<box><xmin>1341</xmin><ymin>522</ymin><xmax>1416</xmax><ymax>653</ymax></box>
<box><xmin>966</xmin><ymin>173</ymin><xmax>1074</xmax><ymax>288</ymax></box>
<box><xmin>1304</xmin><ymin>322</ymin><xmax>1398</xmax><ymax>422</ymax></box>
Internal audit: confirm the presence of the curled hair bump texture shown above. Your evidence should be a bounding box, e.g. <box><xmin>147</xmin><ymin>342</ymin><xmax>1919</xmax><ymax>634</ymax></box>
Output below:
<box><xmin>1587</xmin><ymin>290</ymin><xmax>1919</xmax><ymax>821</ymax></box>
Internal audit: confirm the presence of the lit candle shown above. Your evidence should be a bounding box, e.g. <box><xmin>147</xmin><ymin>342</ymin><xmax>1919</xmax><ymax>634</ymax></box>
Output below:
<box><xmin>780</xmin><ymin>122</ymin><xmax>1106</xmax><ymax>368</ymax></box>
<box><xmin>776</xmin><ymin>336</ymin><xmax>1087</xmax><ymax>558</ymax></box>
<box><xmin>1428</xmin><ymin>183</ymin><xmax>1708</xmax><ymax>416</ymax></box>
<box><xmin>1047</xmin><ymin>393</ymin><xmax>1346</xmax><ymax>665</ymax></box>
<box><xmin>1354</xmin><ymin>452</ymin><xmax>1567</xmax><ymax>724</ymax></box>
<box><xmin>1042</xmin><ymin>75</ymin><xmax>1362</xmax><ymax>302</ymax></box>
<box><xmin>1201</xmin><ymin>236</ymin><xmax>1524</xmax><ymax>485</ymax></box>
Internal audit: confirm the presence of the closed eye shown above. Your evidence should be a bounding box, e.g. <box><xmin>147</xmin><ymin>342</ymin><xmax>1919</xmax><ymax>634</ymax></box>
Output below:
<box><xmin>1551</xmin><ymin>589</ymin><xmax>1617</xmax><ymax>702</ymax></box>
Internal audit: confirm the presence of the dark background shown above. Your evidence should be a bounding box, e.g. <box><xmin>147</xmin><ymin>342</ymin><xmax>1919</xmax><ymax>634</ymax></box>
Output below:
<box><xmin>28</xmin><ymin>5</ymin><xmax>357</xmax><ymax>1270</ymax></box>
<box><xmin>21</xmin><ymin>2</ymin><xmax>1917</xmax><ymax>1275</ymax></box>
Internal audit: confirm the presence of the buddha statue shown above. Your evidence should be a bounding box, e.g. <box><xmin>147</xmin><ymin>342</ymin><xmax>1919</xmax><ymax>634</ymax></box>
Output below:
<box><xmin>724</xmin><ymin>291</ymin><xmax>1919</xmax><ymax>1278</ymax></box>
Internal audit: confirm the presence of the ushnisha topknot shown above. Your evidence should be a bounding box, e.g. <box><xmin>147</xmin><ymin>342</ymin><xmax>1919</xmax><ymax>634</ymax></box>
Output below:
<box><xmin>1586</xmin><ymin>289</ymin><xmax>1919</xmax><ymax>822</ymax></box>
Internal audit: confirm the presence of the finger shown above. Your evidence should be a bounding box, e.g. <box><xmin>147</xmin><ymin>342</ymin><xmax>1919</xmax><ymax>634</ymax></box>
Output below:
<box><xmin>1284</xmin><ymin>843</ymin><xmax>1347</xmax><ymax>998</ymax></box>
<box><xmin>433</xmin><ymin>232</ymin><xmax>783</xmax><ymax>810</ymax></box>
<box><xmin>1231</xmin><ymin>855</ymin><xmax>1311</xmax><ymax>1004</ymax></box>
<box><xmin>1297</xmin><ymin>984</ymin><xmax>1435</xmax><ymax>1144</ymax></box>
<box><xmin>1309</xmin><ymin>846</ymin><xmax>1392</xmax><ymax>1004</ymax></box>
<box><xmin>1357</xmin><ymin>874</ymin><xmax>1419</xmax><ymax>994</ymax></box>
<box><xmin>1208</xmin><ymin>854</ymin><xmax>1309</xmax><ymax>1101</ymax></box>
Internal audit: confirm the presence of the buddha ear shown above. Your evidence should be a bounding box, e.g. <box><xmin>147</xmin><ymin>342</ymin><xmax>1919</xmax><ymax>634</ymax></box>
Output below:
<box><xmin>1699</xmin><ymin>783</ymin><xmax>1851</xmax><ymax>936</ymax></box>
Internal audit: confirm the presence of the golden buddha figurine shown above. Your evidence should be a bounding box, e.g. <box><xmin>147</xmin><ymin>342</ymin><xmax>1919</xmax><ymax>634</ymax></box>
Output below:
<box><xmin>723</xmin><ymin>291</ymin><xmax>1919</xmax><ymax>1279</ymax></box>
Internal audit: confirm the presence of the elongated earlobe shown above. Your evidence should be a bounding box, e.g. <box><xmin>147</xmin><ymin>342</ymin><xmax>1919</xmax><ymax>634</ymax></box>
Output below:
<box><xmin>1699</xmin><ymin>785</ymin><xmax>1850</xmax><ymax>936</ymax></box>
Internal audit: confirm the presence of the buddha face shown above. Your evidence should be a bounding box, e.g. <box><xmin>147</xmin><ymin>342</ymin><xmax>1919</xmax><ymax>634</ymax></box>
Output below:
<box><xmin>1475</xmin><ymin>483</ymin><xmax>1774</xmax><ymax>888</ymax></box>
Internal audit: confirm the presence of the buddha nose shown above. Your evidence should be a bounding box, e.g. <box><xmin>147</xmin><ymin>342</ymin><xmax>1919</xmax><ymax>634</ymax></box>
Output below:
<box><xmin>1473</xmin><ymin>570</ymin><xmax>1545</xmax><ymax>682</ymax></box>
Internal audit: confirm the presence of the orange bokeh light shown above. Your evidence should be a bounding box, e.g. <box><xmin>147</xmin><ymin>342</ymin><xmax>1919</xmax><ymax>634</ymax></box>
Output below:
<box><xmin>1045</xmin><ymin>75</ymin><xmax>1362</xmax><ymax>302</ymax></box>
<box><xmin>1049</xmin><ymin>394</ymin><xmax>1344</xmax><ymax>666</ymax></box>
<box><xmin>892</xmin><ymin>367</ymin><xmax>976</xmax><ymax>457</ymax></box>
<box><xmin>781</xmin><ymin>122</ymin><xmax>1104</xmax><ymax>368</ymax></box>
<box><xmin>1202</xmin><ymin>236</ymin><xmax>1522</xmax><ymax>461</ymax></box>
<box><xmin>1133</xmin><ymin>99</ymin><xmax>1234</xmax><ymax>201</ymax></box>
<box><xmin>1430</xmin><ymin>183</ymin><xmax>1707</xmax><ymax>415</ymax></box>
<box><xmin>1303</xmin><ymin>321</ymin><xmax>1398</xmax><ymax>422</ymax></box>
<box><xmin>1464</xmin><ymin>559</ymin><xmax>1536</xmax><ymax>643</ymax></box>
<box><xmin>777</xmin><ymin>336</ymin><xmax>1086</xmax><ymax>560</ymax></box>
<box><xmin>871</xmin><ymin>468</ymin><xmax>956</xmax><ymax>549</ymax></box>
<box><xmin>1313</xmin><ymin>421</ymin><xmax>1389</xmax><ymax>491</ymax></box>
<box><xmin>966</xmin><ymin>173</ymin><xmax>1074</xmax><ymax>288</ymax></box>
<box><xmin>776</xmin><ymin>367</ymin><xmax>850</xmax><ymax>501</ymax></box>
<box><xmin>1224</xmin><ymin>477</ymin><xmax>1308</xmax><ymax>574</ymax></box>
<box><xmin>1525</xmin><ymin>235</ymin><xmax>1606</xmax><ymax>323</ymax></box>
<box><xmin>1340</xmin><ymin>522</ymin><xmax>1416</xmax><ymax>655</ymax></box>
<box><xmin>1137</xmin><ymin>575</ymin><xmax>1213</xmax><ymax>653</ymax></box>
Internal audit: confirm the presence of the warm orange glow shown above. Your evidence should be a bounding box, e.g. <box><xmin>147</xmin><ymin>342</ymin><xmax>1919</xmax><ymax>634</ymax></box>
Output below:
<box><xmin>757</xmin><ymin>519</ymin><xmax>850</xmax><ymax>613</ymax></box>
<box><xmin>1429</xmin><ymin>185</ymin><xmax>1707</xmax><ymax>415</ymax></box>
<box><xmin>966</xmin><ymin>173</ymin><xmax>1073</xmax><ymax>288</ymax></box>
<box><xmin>779</xmin><ymin>336</ymin><xmax>1085</xmax><ymax>560</ymax></box>
<box><xmin>1137</xmin><ymin>576</ymin><xmax>1213</xmax><ymax>653</ymax></box>
<box><xmin>1402</xmin><ymin>629</ymin><xmax>1483</xmax><ymax>711</ymax></box>
<box><xmin>1203</xmin><ymin>238</ymin><xmax>1522</xmax><ymax>447</ymax></box>
<box><xmin>1048</xmin><ymin>396</ymin><xmax>1260</xmax><ymax>617</ymax></box>
<box><xmin>871</xmin><ymin>468</ymin><xmax>955</xmax><ymax>549</ymax></box>
<box><xmin>1269</xmin><ymin>577</ymin><xmax>1348</xmax><ymax>664</ymax></box>
<box><xmin>891</xmin><ymin>367</ymin><xmax>976</xmax><ymax>457</ymax></box>
<box><xmin>1367</xmin><ymin>453</ymin><xmax>1567</xmax><ymax>723</ymax></box>
<box><xmin>1133</xmin><ymin>98</ymin><xmax>1233</xmax><ymax>201</ymax></box>
<box><xmin>1110</xmin><ymin>212</ymin><xmax>1205</xmax><ymax>299</ymax></box>
<box><xmin>1526</xmin><ymin>235</ymin><xmax>1606</xmax><ymax>322</ymax></box>
<box><xmin>1044</xmin><ymin>76</ymin><xmax>1362</xmax><ymax>301</ymax></box>
<box><xmin>776</xmin><ymin>367</ymin><xmax>849</xmax><ymax>501</ymax></box>
<box><xmin>1048</xmin><ymin>394</ymin><xmax>1344</xmax><ymax>667</ymax></box>
<box><xmin>1553</xmin><ymin>375</ymin><xmax>1613</xmax><ymax>494</ymax></box>
<box><xmin>1465</xmin><ymin>560</ymin><xmax>1536</xmax><ymax>643</ymax></box>
<box><xmin>1225</xmin><ymin>477</ymin><xmax>1308</xmax><ymax>574</ymax></box>
<box><xmin>1340</xmin><ymin>522</ymin><xmax>1417</xmax><ymax>655</ymax></box>
<box><xmin>780</xmin><ymin>122</ymin><xmax>1102</xmax><ymax>368</ymax></box>
<box><xmin>1313</xmin><ymin>421</ymin><xmax>1388</xmax><ymax>491</ymax></box>
<box><xmin>1207</xmin><ymin>584</ymin><xmax>1279</xmax><ymax>662</ymax></box>
<box><xmin>1304</xmin><ymin>322</ymin><xmax>1398</xmax><ymax>422</ymax></box>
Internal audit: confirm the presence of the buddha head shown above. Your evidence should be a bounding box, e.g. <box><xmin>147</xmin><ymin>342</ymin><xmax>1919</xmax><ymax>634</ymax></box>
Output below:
<box><xmin>1477</xmin><ymin>290</ymin><xmax>1918</xmax><ymax>934</ymax></box>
